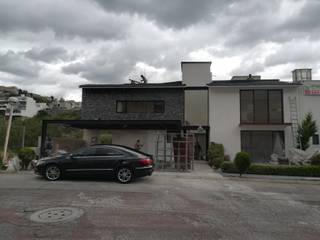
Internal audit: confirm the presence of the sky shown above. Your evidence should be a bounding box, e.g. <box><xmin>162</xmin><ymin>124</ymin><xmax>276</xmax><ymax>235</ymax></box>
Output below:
<box><xmin>0</xmin><ymin>0</ymin><xmax>319</xmax><ymax>101</ymax></box>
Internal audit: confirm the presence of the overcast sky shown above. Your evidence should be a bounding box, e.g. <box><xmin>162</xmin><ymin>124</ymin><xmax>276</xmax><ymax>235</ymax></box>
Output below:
<box><xmin>0</xmin><ymin>0</ymin><xmax>319</xmax><ymax>101</ymax></box>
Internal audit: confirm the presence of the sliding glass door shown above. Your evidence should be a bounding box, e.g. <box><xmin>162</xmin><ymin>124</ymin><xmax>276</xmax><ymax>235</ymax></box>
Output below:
<box><xmin>241</xmin><ymin>131</ymin><xmax>285</xmax><ymax>163</ymax></box>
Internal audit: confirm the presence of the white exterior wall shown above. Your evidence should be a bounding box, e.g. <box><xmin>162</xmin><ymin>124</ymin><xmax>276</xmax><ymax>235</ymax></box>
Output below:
<box><xmin>209</xmin><ymin>88</ymin><xmax>241</xmax><ymax>159</ymax></box>
<box><xmin>181</xmin><ymin>62</ymin><xmax>212</xmax><ymax>86</ymax></box>
<box><xmin>209</xmin><ymin>86</ymin><xmax>299</xmax><ymax>160</ymax></box>
<box><xmin>298</xmin><ymin>81</ymin><xmax>320</xmax><ymax>150</ymax></box>
<box><xmin>83</xmin><ymin>129</ymin><xmax>166</xmax><ymax>156</ymax></box>
<box><xmin>1</xmin><ymin>96</ymin><xmax>48</xmax><ymax>117</ymax></box>
<box><xmin>109</xmin><ymin>130</ymin><xmax>165</xmax><ymax>156</ymax></box>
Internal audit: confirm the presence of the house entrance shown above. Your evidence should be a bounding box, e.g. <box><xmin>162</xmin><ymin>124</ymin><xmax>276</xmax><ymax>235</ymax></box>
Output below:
<box><xmin>155</xmin><ymin>132</ymin><xmax>195</xmax><ymax>171</ymax></box>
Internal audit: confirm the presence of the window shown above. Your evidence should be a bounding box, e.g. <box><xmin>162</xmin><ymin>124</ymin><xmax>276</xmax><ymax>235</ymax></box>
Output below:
<box><xmin>72</xmin><ymin>147</ymin><xmax>96</xmax><ymax>156</ymax></box>
<box><xmin>116</xmin><ymin>101</ymin><xmax>164</xmax><ymax>113</ymax></box>
<box><xmin>240</xmin><ymin>90</ymin><xmax>283</xmax><ymax>124</ymax></box>
<box><xmin>95</xmin><ymin>147</ymin><xmax>123</xmax><ymax>156</ymax></box>
<box><xmin>313</xmin><ymin>134</ymin><xmax>319</xmax><ymax>145</ymax></box>
<box><xmin>240</xmin><ymin>91</ymin><xmax>254</xmax><ymax>123</ymax></box>
<box><xmin>241</xmin><ymin>131</ymin><xmax>285</xmax><ymax>163</ymax></box>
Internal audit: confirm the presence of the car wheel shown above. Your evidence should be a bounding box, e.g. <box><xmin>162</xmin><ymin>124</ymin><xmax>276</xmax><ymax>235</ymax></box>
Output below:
<box><xmin>45</xmin><ymin>164</ymin><xmax>61</xmax><ymax>181</ymax></box>
<box><xmin>116</xmin><ymin>167</ymin><xmax>133</xmax><ymax>183</ymax></box>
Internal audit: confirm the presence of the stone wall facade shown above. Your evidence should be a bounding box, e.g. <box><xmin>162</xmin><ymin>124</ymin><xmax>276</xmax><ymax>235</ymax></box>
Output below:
<box><xmin>81</xmin><ymin>88</ymin><xmax>184</xmax><ymax>121</ymax></box>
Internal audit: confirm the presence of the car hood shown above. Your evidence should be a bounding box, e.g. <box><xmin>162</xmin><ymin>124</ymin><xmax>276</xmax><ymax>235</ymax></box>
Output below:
<box><xmin>38</xmin><ymin>154</ymin><xmax>67</xmax><ymax>162</ymax></box>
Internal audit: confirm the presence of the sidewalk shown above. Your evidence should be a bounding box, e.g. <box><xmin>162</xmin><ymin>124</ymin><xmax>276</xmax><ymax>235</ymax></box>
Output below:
<box><xmin>221</xmin><ymin>172</ymin><xmax>320</xmax><ymax>183</ymax></box>
<box><xmin>154</xmin><ymin>161</ymin><xmax>222</xmax><ymax>180</ymax></box>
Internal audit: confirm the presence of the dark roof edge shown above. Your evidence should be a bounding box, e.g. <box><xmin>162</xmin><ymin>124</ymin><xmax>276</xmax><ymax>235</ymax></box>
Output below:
<box><xmin>181</xmin><ymin>61</ymin><xmax>212</xmax><ymax>64</ymax></box>
<box><xmin>207</xmin><ymin>80</ymin><xmax>302</xmax><ymax>87</ymax></box>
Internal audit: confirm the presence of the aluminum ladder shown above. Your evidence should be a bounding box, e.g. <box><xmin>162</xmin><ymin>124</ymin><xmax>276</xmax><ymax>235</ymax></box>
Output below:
<box><xmin>288</xmin><ymin>96</ymin><xmax>301</xmax><ymax>148</ymax></box>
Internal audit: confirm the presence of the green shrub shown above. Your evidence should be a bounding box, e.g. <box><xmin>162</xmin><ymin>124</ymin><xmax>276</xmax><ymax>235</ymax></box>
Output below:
<box><xmin>99</xmin><ymin>133</ymin><xmax>112</xmax><ymax>144</ymax></box>
<box><xmin>0</xmin><ymin>150</ymin><xmax>14</xmax><ymax>169</ymax></box>
<box><xmin>207</xmin><ymin>143</ymin><xmax>224</xmax><ymax>169</ymax></box>
<box><xmin>234</xmin><ymin>151</ymin><xmax>251</xmax><ymax>176</ymax></box>
<box><xmin>221</xmin><ymin>161</ymin><xmax>237</xmax><ymax>172</ymax></box>
<box><xmin>310</xmin><ymin>154</ymin><xmax>320</xmax><ymax>166</ymax></box>
<box><xmin>18</xmin><ymin>148</ymin><xmax>36</xmax><ymax>170</ymax></box>
<box><xmin>221</xmin><ymin>162</ymin><xmax>320</xmax><ymax>177</ymax></box>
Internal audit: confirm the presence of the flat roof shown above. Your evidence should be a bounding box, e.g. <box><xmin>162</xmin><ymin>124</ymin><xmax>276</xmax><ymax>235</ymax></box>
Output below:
<box><xmin>207</xmin><ymin>79</ymin><xmax>302</xmax><ymax>87</ymax></box>
<box><xmin>79</xmin><ymin>81</ymin><xmax>185</xmax><ymax>89</ymax></box>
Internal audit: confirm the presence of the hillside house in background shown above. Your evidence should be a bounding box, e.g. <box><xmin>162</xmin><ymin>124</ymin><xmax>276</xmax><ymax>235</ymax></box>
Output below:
<box><xmin>0</xmin><ymin>95</ymin><xmax>48</xmax><ymax>117</ymax></box>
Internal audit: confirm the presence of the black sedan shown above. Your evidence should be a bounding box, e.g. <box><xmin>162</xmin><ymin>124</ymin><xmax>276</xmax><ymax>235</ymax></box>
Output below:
<box><xmin>34</xmin><ymin>144</ymin><xmax>154</xmax><ymax>183</ymax></box>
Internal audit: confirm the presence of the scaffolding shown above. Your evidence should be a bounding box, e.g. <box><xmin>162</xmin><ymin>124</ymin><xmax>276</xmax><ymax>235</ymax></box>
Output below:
<box><xmin>155</xmin><ymin>132</ymin><xmax>195</xmax><ymax>171</ymax></box>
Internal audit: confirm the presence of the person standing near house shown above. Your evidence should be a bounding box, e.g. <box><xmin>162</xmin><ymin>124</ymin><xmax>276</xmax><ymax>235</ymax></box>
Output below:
<box><xmin>134</xmin><ymin>139</ymin><xmax>143</xmax><ymax>151</ymax></box>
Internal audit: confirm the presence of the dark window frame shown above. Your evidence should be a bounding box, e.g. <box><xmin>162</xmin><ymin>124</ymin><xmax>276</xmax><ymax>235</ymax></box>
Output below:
<box><xmin>313</xmin><ymin>134</ymin><xmax>319</xmax><ymax>145</ymax></box>
<box><xmin>116</xmin><ymin>100</ymin><xmax>165</xmax><ymax>113</ymax></box>
<box><xmin>240</xmin><ymin>89</ymin><xmax>284</xmax><ymax>124</ymax></box>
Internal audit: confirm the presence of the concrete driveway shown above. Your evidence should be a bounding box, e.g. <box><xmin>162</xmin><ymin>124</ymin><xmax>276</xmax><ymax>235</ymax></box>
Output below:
<box><xmin>0</xmin><ymin>170</ymin><xmax>320</xmax><ymax>240</ymax></box>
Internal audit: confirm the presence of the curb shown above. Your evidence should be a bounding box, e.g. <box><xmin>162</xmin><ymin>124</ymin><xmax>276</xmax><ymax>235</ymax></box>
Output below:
<box><xmin>221</xmin><ymin>172</ymin><xmax>320</xmax><ymax>183</ymax></box>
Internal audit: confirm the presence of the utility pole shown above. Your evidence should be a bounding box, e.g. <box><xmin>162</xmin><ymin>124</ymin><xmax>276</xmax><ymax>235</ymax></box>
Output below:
<box><xmin>2</xmin><ymin>97</ymin><xmax>18</xmax><ymax>165</ymax></box>
<box><xmin>21</xmin><ymin>124</ymin><xmax>26</xmax><ymax>148</ymax></box>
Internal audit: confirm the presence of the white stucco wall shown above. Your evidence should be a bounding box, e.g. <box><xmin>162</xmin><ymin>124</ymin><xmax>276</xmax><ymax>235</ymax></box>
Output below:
<box><xmin>209</xmin><ymin>88</ymin><xmax>241</xmax><ymax>159</ymax></box>
<box><xmin>298</xmin><ymin>81</ymin><xmax>320</xmax><ymax>150</ymax></box>
<box><xmin>209</xmin><ymin>86</ymin><xmax>300</xmax><ymax>160</ymax></box>
<box><xmin>83</xmin><ymin>129</ymin><xmax>166</xmax><ymax>157</ymax></box>
<box><xmin>181</xmin><ymin>62</ymin><xmax>212</xmax><ymax>86</ymax></box>
<box><xmin>109</xmin><ymin>130</ymin><xmax>165</xmax><ymax>156</ymax></box>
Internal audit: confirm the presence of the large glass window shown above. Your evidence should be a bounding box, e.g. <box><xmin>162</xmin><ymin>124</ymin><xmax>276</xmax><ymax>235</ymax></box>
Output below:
<box><xmin>241</xmin><ymin>131</ymin><xmax>285</xmax><ymax>163</ymax></box>
<box><xmin>268</xmin><ymin>90</ymin><xmax>283</xmax><ymax>123</ymax></box>
<box><xmin>240</xmin><ymin>91</ymin><xmax>254</xmax><ymax>123</ymax></box>
<box><xmin>116</xmin><ymin>101</ymin><xmax>164</xmax><ymax>113</ymax></box>
<box><xmin>254</xmin><ymin>90</ymin><xmax>268</xmax><ymax>123</ymax></box>
<box><xmin>240</xmin><ymin>90</ymin><xmax>283</xmax><ymax>124</ymax></box>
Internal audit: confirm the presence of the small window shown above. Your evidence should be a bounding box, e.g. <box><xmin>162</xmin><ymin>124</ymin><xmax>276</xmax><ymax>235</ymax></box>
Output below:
<box><xmin>154</xmin><ymin>101</ymin><xmax>164</xmax><ymax>113</ymax></box>
<box><xmin>116</xmin><ymin>101</ymin><xmax>164</xmax><ymax>113</ymax></box>
<box><xmin>313</xmin><ymin>134</ymin><xmax>319</xmax><ymax>145</ymax></box>
<box><xmin>116</xmin><ymin>101</ymin><xmax>125</xmax><ymax>113</ymax></box>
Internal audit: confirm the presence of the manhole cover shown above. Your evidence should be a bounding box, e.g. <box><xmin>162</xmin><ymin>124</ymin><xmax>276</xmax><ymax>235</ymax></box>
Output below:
<box><xmin>30</xmin><ymin>207</ymin><xmax>83</xmax><ymax>223</ymax></box>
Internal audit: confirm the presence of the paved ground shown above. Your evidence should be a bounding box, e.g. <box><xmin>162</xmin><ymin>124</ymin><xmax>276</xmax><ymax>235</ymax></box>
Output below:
<box><xmin>0</xmin><ymin>163</ymin><xmax>320</xmax><ymax>240</ymax></box>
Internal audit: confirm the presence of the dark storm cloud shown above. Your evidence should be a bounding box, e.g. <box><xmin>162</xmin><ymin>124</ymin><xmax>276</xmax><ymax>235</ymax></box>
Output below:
<box><xmin>0</xmin><ymin>50</ymin><xmax>41</xmax><ymax>77</ymax></box>
<box><xmin>281</xmin><ymin>1</ymin><xmax>320</xmax><ymax>33</ymax></box>
<box><xmin>93</xmin><ymin>0</ymin><xmax>235</xmax><ymax>28</ymax></box>
<box><xmin>25</xmin><ymin>47</ymin><xmax>71</xmax><ymax>63</ymax></box>
<box><xmin>0</xmin><ymin>0</ymin><xmax>130</xmax><ymax>40</ymax></box>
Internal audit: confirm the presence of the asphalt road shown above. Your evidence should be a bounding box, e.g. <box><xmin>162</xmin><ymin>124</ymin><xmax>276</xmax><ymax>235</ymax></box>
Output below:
<box><xmin>0</xmin><ymin>171</ymin><xmax>320</xmax><ymax>240</ymax></box>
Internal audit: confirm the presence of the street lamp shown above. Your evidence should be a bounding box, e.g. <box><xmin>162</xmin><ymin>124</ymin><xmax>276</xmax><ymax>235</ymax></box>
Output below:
<box><xmin>2</xmin><ymin>97</ymin><xmax>18</xmax><ymax>165</ymax></box>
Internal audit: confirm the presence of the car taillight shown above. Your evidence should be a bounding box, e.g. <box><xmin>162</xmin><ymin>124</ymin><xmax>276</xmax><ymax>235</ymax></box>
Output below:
<box><xmin>139</xmin><ymin>158</ymin><xmax>153</xmax><ymax>166</ymax></box>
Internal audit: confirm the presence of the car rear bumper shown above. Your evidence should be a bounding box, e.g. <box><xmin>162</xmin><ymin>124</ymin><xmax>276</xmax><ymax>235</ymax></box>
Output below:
<box><xmin>135</xmin><ymin>165</ymin><xmax>153</xmax><ymax>177</ymax></box>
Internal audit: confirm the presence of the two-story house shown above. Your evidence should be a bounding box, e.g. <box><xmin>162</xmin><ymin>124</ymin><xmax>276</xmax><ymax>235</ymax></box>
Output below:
<box><xmin>208</xmin><ymin>75</ymin><xmax>301</xmax><ymax>163</ymax></box>
<box><xmin>79</xmin><ymin>81</ymin><xmax>185</xmax><ymax>155</ymax></box>
<box><xmin>40</xmin><ymin>62</ymin><xmax>211</xmax><ymax>161</ymax></box>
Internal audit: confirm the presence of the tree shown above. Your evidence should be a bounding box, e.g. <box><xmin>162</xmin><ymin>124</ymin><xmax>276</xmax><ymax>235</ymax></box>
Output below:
<box><xmin>297</xmin><ymin>112</ymin><xmax>318</xmax><ymax>150</ymax></box>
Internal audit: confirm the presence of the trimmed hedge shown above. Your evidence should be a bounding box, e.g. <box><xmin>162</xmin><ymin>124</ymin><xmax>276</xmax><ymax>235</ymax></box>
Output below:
<box><xmin>310</xmin><ymin>154</ymin><xmax>320</xmax><ymax>166</ymax></box>
<box><xmin>208</xmin><ymin>143</ymin><xmax>224</xmax><ymax>169</ymax></box>
<box><xmin>221</xmin><ymin>161</ymin><xmax>320</xmax><ymax>177</ymax></box>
